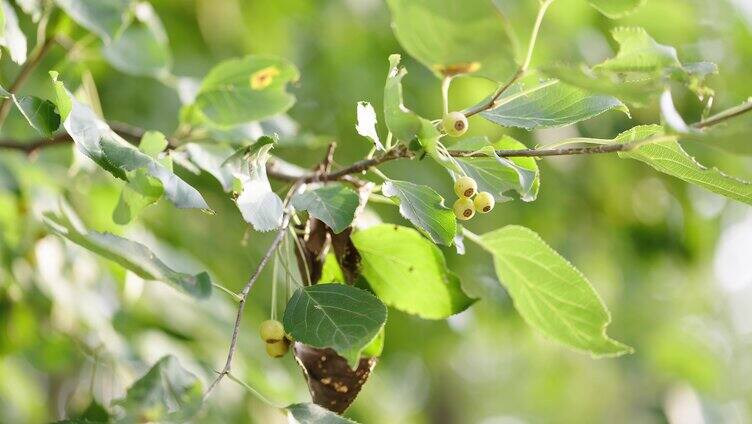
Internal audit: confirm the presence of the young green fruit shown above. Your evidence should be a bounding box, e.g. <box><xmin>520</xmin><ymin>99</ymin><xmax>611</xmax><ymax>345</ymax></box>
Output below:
<box><xmin>474</xmin><ymin>192</ymin><xmax>495</xmax><ymax>213</ymax></box>
<box><xmin>259</xmin><ymin>319</ymin><xmax>285</xmax><ymax>343</ymax></box>
<box><xmin>454</xmin><ymin>176</ymin><xmax>477</xmax><ymax>198</ymax></box>
<box><xmin>265</xmin><ymin>339</ymin><xmax>290</xmax><ymax>358</ymax></box>
<box><xmin>453</xmin><ymin>198</ymin><xmax>475</xmax><ymax>221</ymax></box>
<box><xmin>442</xmin><ymin>111</ymin><xmax>468</xmax><ymax>137</ymax></box>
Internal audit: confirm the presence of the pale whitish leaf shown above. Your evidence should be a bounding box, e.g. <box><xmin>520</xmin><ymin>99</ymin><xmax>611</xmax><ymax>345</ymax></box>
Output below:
<box><xmin>352</xmin><ymin>225</ymin><xmax>474</xmax><ymax>319</ymax></box>
<box><xmin>386</xmin><ymin>0</ymin><xmax>516</xmax><ymax>81</ymax></box>
<box><xmin>103</xmin><ymin>2</ymin><xmax>171</xmax><ymax>77</ymax></box>
<box><xmin>594</xmin><ymin>27</ymin><xmax>680</xmax><ymax>74</ymax></box>
<box><xmin>480</xmin><ymin>79</ymin><xmax>629</xmax><ymax>130</ymax></box>
<box><xmin>452</xmin><ymin>136</ymin><xmax>539</xmax><ymax>202</ymax></box>
<box><xmin>383</xmin><ymin>54</ymin><xmax>422</xmax><ymax>142</ymax></box>
<box><xmin>43</xmin><ymin>203</ymin><xmax>211</xmax><ymax>298</ymax></box>
<box><xmin>12</xmin><ymin>95</ymin><xmax>61</xmax><ymax>137</ymax></box>
<box><xmin>287</xmin><ymin>403</ymin><xmax>358</xmax><ymax>424</ymax></box>
<box><xmin>0</xmin><ymin>0</ymin><xmax>27</xmax><ymax>64</ymax></box>
<box><xmin>477</xmin><ymin>225</ymin><xmax>631</xmax><ymax>356</ymax></box>
<box><xmin>616</xmin><ymin>126</ymin><xmax>752</xmax><ymax>205</ymax></box>
<box><xmin>16</xmin><ymin>0</ymin><xmax>43</xmax><ymax>22</ymax></box>
<box><xmin>659</xmin><ymin>90</ymin><xmax>691</xmax><ymax>134</ymax></box>
<box><xmin>283</xmin><ymin>284</ymin><xmax>387</xmax><ymax>366</ymax></box>
<box><xmin>53</xmin><ymin>0</ymin><xmax>130</xmax><ymax>42</ymax></box>
<box><xmin>587</xmin><ymin>0</ymin><xmax>645</xmax><ymax>18</ymax></box>
<box><xmin>381</xmin><ymin>180</ymin><xmax>456</xmax><ymax>245</ymax></box>
<box><xmin>292</xmin><ymin>184</ymin><xmax>360</xmax><ymax>234</ymax></box>
<box><xmin>193</xmin><ymin>55</ymin><xmax>299</xmax><ymax>127</ymax></box>
<box><xmin>114</xmin><ymin>356</ymin><xmax>203</xmax><ymax>423</ymax></box>
<box><xmin>184</xmin><ymin>143</ymin><xmax>236</xmax><ymax>191</ymax></box>
<box><xmin>232</xmin><ymin>138</ymin><xmax>284</xmax><ymax>231</ymax></box>
<box><xmin>355</xmin><ymin>101</ymin><xmax>383</xmax><ymax>150</ymax></box>
<box><xmin>52</xmin><ymin>76</ymin><xmax>209</xmax><ymax>210</ymax></box>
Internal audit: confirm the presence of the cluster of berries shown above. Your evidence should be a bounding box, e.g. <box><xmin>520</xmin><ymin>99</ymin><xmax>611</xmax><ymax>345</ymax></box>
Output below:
<box><xmin>259</xmin><ymin>319</ymin><xmax>290</xmax><ymax>358</ymax></box>
<box><xmin>452</xmin><ymin>176</ymin><xmax>495</xmax><ymax>221</ymax></box>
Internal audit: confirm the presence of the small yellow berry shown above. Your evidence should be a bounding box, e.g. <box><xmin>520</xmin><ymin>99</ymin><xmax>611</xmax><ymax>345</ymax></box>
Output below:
<box><xmin>265</xmin><ymin>339</ymin><xmax>290</xmax><ymax>358</ymax></box>
<box><xmin>453</xmin><ymin>198</ymin><xmax>475</xmax><ymax>221</ymax></box>
<box><xmin>442</xmin><ymin>111</ymin><xmax>468</xmax><ymax>137</ymax></box>
<box><xmin>454</xmin><ymin>176</ymin><xmax>477</xmax><ymax>198</ymax></box>
<box><xmin>474</xmin><ymin>192</ymin><xmax>495</xmax><ymax>213</ymax></box>
<box><xmin>259</xmin><ymin>319</ymin><xmax>285</xmax><ymax>343</ymax></box>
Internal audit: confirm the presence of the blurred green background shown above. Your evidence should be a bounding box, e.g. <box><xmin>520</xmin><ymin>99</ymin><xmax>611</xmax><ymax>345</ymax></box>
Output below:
<box><xmin>1</xmin><ymin>0</ymin><xmax>752</xmax><ymax>422</ymax></box>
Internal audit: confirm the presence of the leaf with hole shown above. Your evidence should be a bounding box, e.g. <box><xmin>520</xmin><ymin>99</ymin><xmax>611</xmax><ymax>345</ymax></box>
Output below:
<box><xmin>477</xmin><ymin>225</ymin><xmax>631</xmax><ymax>356</ymax></box>
<box><xmin>292</xmin><ymin>184</ymin><xmax>360</xmax><ymax>234</ymax></box>
<box><xmin>381</xmin><ymin>180</ymin><xmax>456</xmax><ymax>246</ymax></box>
<box><xmin>283</xmin><ymin>284</ymin><xmax>387</xmax><ymax>366</ymax></box>
<box><xmin>352</xmin><ymin>225</ymin><xmax>474</xmax><ymax>319</ymax></box>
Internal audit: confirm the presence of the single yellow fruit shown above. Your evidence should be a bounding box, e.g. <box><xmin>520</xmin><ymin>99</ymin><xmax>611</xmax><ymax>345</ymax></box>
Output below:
<box><xmin>453</xmin><ymin>198</ymin><xmax>476</xmax><ymax>221</ymax></box>
<box><xmin>259</xmin><ymin>319</ymin><xmax>285</xmax><ymax>343</ymax></box>
<box><xmin>474</xmin><ymin>192</ymin><xmax>495</xmax><ymax>213</ymax></box>
<box><xmin>265</xmin><ymin>339</ymin><xmax>290</xmax><ymax>358</ymax></box>
<box><xmin>442</xmin><ymin>111</ymin><xmax>468</xmax><ymax>137</ymax></box>
<box><xmin>454</xmin><ymin>176</ymin><xmax>477</xmax><ymax>198</ymax></box>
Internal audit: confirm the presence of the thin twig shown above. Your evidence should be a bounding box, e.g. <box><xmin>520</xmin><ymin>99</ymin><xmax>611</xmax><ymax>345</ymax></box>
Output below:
<box><xmin>693</xmin><ymin>101</ymin><xmax>752</xmax><ymax>129</ymax></box>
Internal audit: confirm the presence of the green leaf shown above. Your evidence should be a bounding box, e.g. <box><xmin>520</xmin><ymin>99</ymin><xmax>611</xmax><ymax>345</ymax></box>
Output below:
<box><xmin>594</xmin><ymin>27</ymin><xmax>680</xmax><ymax>74</ymax></box>
<box><xmin>43</xmin><ymin>202</ymin><xmax>212</xmax><ymax>298</ymax></box>
<box><xmin>51</xmin><ymin>76</ymin><xmax>209</xmax><ymax>211</ymax></box>
<box><xmin>292</xmin><ymin>184</ymin><xmax>360</xmax><ymax>234</ymax></box>
<box><xmin>543</xmin><ymin>64</ymin><xmax>660</xmax><ymax>106</ymax></box>
<box><xmin>587</xmin><ymin>0</ymin><xmax>646</xmax><ymax>18</ymax></box>
<box><xmin>381</xmin><ymin>180</ymin><xmax>456</xmax><ymax>246</ymax></box>
<box><xmin>113</xmin><ymin>355</ymin><xmax>203</xmax><ymax>423</ymax></box>
<box><xmin>352</xmin><ymin>225</ymin><xmax>474</xmax><ymax>319</ymax></box>
<box><xmin>319</xmin><ymin>253</ymin><xmax>345</xmax><ymax>283</ymax></box>
<box><xmin>616</xmin><ymin>126</ymin><xmax>752</xmax><ymax>205</ymax></box>
<box><xmin>383</xmin><ymin>54</ymin><xmax>422</xmax><ymax>143</ymax></box>
<box><xmin>112</xmin><ymin>169</ymin><xmax>163</xmax><ymax>225</ymax></box>
<box><xmin>53</xmin><ymin>0</ymin><xmax>130</xmax><ymax>42</ymax></box>
<box><xmin>361</xmin><ymin>327</ymin><xmax>385</xmax><ymax>358</ymax></box>
<box><xmin>283</xmin><ymin>284</ymin><xmax>387</xmax><ymax>366</ymax></box>
<box><xmin>355</xmin><ymin>101</ymin><xmax>383</xmax><ymax>150</ymax></box>
<box><xmin>286</xmin><ymin>403</ymin><xmax>358</xmax><ymax>424</ymax></box>
<box><xmin>228</xmin><ymin>138</ymin><xmax>284</xmax><ymax>232</ymax></box>
<box><xmin>480</xmin><ymin>79</ymin><xmax>629</xmax><ymax>130</ymax></box>
<box><xmin>0</xmin><ymin>0</ymin><xmax>27</xmax><ymax>64</ymax></box>
<box><xmin>50</xmin><ymin>71</ymin><xmax>72</xmax><ymax>119</ymax></box>
<box><xmin>476</xmin><ymin>225</ymin><xmax>631</xmax><ymax>356</ymax></box>
<box><xmin>452</xmin><ymin>136</ymin><xmax>539</xmax><ymax>202</ymax></box>
<box><xmin>193</xmin><ymin>55</ymin><xmax>299</xmax><ymax>127</ymax></box>
<box><xmin>102</xmin><ymin>2</ymin><xmax>171</xmax><ymax>77</ymax></box>
<box><xmin>138</xmin><ymin>131</ymin><xmax>169</xmax><ymax>157</ymax></box>
<box><xmin>12</xmin><ymin>95</ymin><xmax>61</xmax><ymax>137</ymax></box>
<box><xmin>386</xmin><ymin>0</ymin><xmax>517</xmax><ymax>81</ymax></box>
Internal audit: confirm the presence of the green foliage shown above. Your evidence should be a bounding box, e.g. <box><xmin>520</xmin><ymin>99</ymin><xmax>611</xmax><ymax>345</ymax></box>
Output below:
<box><xmin>383</xmin><ymin>54</ymin><xmax>422</xmax><ymax>142</ymax></box>
<box><xmin>480</xmin><ymin>79</ymin><xmax>629</xmax><ymax>130</ymax></box>
<box><xmin>476</xmin><ymin>226</ymin><xmax>631</xmax><ymax>356</ymax></box>
<box><xmin>386</xmin><ymin>0</ymin><xmax>516</xmax><ymax>81</ymax></box>
<box><xmin>292</xmin><ymin>184</ymin><xmax>360</xmax><ymax>234</ymax></box>
<box><xmin>43</xmin><ymin>203</ymin><xmax>212</xmax><ymax>298</ymax></box>
<box><xmin>192</xmin><ymin>55</ymin><xmax>299</xmax><ymax>127</ymax></box>
<box><xmin>381</xmin><ymin>180</ymin><xmax>456</xmax><ymax>246</ymax></box>
<box><xmin>352</xmin><ymin>225</ymin><xmax>474</xmax><ymax>319</ymax></box>
<box><xmin>53</xmin><ymin>0</ymin><xmax>130</xmax><ymax>42</ymax></box>
<box><xmin>286</xmin><ymin>403</ymin><xmax>358</xmax><ymax>424</ymax></box>
<box><xmin>283</xmin><ymin>284</ymin><xmax>387</xmax><ymax>366</ymax></box>
<box><xmin>12</xmin><ymin>96</ymin><xmax>61</xmax><ymax>137</ymax></box>
<box><xmin>113</xmin><ymin>355</ymin><xmax>203</xmax><ymax>423</ymax></box>
<box><xmin>587</xmin><ymin>0</ymin><xmax>646</xmax><ymax>18</ymax></box>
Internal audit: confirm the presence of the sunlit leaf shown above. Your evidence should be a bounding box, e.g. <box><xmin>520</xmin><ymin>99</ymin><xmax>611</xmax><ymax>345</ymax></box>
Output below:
<box><xmin>103</xmin><ymin>2</ymin><xmax>171</xmax><ymax>77</ymax></box>
<box><xmin>355</xmin><ymin>101</ymin><xmax>383</xmax><ymax>151</ymax></box>
<box><xmin>386</xmin><ymin>0</ymin><xmax>517</xmax><ymax>81</ymax></box>
<box><xmin>383</xmin><ymin>54</ymin><xmax>422</xmax><ymax>143</ymax></box>
<box><xmin>381</xmin><ymin>180</ymin><xmax>456</xmax><ymax>245</ymax></box>
<box><xmin>12</xmin><ymin>95</ymin><xmax>61</xmax><ymax>137</ymax></box>
<box><xmin>594</xmin><ymin>27</ymin><xmax>680</xmax><ymax>74</ymax></box>
<box><xmin>184</xmin><ymin>143</ymin><xmax>236</xmax><ymax>191</ymax></box>
<box><xmin>43</xmin><ymin>202</ymin><xmax>212</xmax><ymax>298</ymax></box>
<box><xmin>286</xmin><ymin>403</ymin><xmax>358</xmax><ymax>424</ymax></box>
<box><xmin>54</xmin><ymin>0</ymin><xmax>130</xmax><ymax>42</ymax></box>
<box><xmin>481</xmin><ymin>80</ymin><xmax>629</xmax><ymax>130</ymax></box>
<box><xmin>283</xmin><ymin>284</ymin><xmax>387</xmax><ymax>366</ymax></box>
<box><xmin>352</xmin><ymin>225</ymin><xmax>474</xmax><ymax>319</ymax></box>
<box><xmin>477</xmin><ymin>225</ymin><xmax>632</xmax><ymax>356</ymax></box>
<box><xmin>292</xmin><ymin>184</ymin><xmax>360</xmax><ymax>234</ymax></box>
<box><xmin>0</xmin><ymin>0</ymin><xmax>27</xmax><ymax>64</ymax></box>
<box><xmin>193</xmin><ymin>55</ymin><xmax>299</xmax><ymax>127</ymax></box>
<box><xmin>113</xmin><ymin>355</ymin><xmax>203</xmax><ymax>423</ymax></box>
